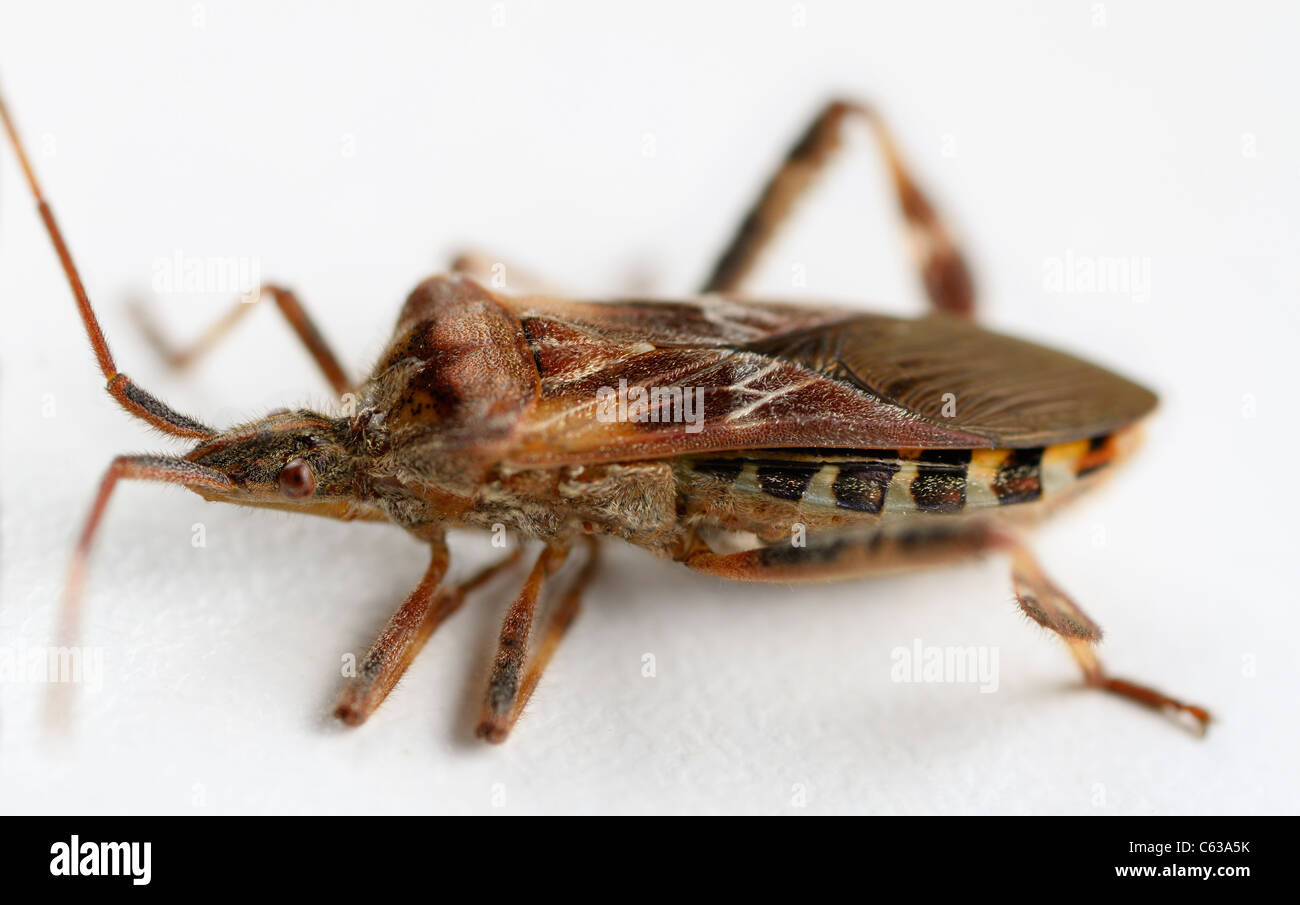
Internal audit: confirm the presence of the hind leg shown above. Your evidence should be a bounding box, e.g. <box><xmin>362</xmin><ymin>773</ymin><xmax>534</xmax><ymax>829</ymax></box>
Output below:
<box><xmin>683</xmin><ymin>523</ymin><xmax>1210</xmax><ymax>733</ymax></box>
<box><xmin>982</xmin><ymin>525</ymin><xmax>1210</xmax><ymax>733</ymax></box>
<box><xmin>703</xmin><ymin>99</ymin><xmax>974</xmax><ymax>318</ymax></box>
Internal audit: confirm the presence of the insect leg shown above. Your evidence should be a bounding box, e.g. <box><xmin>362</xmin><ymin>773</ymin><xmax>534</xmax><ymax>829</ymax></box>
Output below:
<box><xmin>333</xmin><ymin>546</ymin><xmax>522</xmax><ymax>727</ymax></box>
<box><xmin>48</xmin><ymin>455</ymin><xmax>236</xmax><ymax>725</ymax></box>
<box><xmin>476</xmin><ymin>538</ymin><xmax>599</xmax><ymax>743</ymax></box>
<box><xmin>684</xmin><ymin>524</ymin><xmax>1210</xmax><ymax>733</ymax></box>
<box><xmin>128</xmin><ymin>285</ymin><xmax>352</xmax><ymax>395</ymax></box>
<box><xmin>448</xmin><ymin>249</ymin><xmax>558</xmax><ymax>295</ymax></box>
<box><xmin>0</xmin><ymin>92</ymin><xmax>216</xmax><ymax>438</ymax></box>
<box><xmin>702</xmin><ymin>99</ymin><xmax>975</xmax><ymax>318</ymax></box>
<box><xmin>511</xmin><ymin>537</ymin><xmax>599</xmax><ymax>733</ymax></box>
<box><xmin>983</xmin><ymin>526</ymin><xmax>1212</xmax><ymax>734</ymax></box>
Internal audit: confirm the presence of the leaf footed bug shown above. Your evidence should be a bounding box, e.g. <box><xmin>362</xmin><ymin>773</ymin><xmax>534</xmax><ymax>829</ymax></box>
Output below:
<box><xmin>0</xmin><ymin>93</ymin><xmax>1209</xmax><ymax>743</ymax></box>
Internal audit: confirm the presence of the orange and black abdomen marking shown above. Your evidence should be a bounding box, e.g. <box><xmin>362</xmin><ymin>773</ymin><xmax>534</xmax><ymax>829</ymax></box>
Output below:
<box><xmin>909</xmin><ymin>449</ymin><xmax>971</xmax><ymax>513</ymax></box>
<box><xmin>831</xmin><ymin>462</ymin><xmax>899</xmax><ymax>513</ymax></box>
<box><xmin>756</xmin><ymin>463</ymin><xmax>820</xmax><ymax>501</ymax></box>
<box><xmin>692</xmin><ymin>458</ymin><xmax>745</xmax><ymax>483</ymax></box>
<box><xmin>992</xmin><ymin>447</ymin><xmax>1044</xmax><ymax>505</ymax></box>
<box><xmin>1077</xmin><ymin>434</ymin><xmax>1116</xmax><ymax>477</ymax></box>
<box><xmin>680</xmin><ymin>427</ymin><xmax>1133</xmax><ymax>527</ymax></box>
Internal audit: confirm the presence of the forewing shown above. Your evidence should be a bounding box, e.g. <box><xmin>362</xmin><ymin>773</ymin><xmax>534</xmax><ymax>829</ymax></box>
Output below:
<box><xmin>747</xmin><ymin>313</ymin><xmax>1158</xmax><ymax>448</ymax></box>
<box><xmin>498</xmin><ymin>296</ymin><xmax>1155</xmax><ymax>467</ymax></box>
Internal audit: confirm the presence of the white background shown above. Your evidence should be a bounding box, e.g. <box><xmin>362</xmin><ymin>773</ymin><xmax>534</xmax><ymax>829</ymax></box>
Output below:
<box><xmin>1</xmin><ymin>1</ymin><xmax>1296</xmax><ymax>815</ymax></box>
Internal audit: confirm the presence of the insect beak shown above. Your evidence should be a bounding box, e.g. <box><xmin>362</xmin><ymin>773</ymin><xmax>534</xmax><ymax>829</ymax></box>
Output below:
<box><xmin>189</xmin><ymin>483</ymin><xmax>366</xmax><ymax>522</ymax></box>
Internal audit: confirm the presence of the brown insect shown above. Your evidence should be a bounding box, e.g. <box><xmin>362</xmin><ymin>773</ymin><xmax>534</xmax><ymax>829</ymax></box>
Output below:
<box><xmin>1</xmin><ymin>93</ymin><xmax>1209</xmax><ymax>743</ymax></box>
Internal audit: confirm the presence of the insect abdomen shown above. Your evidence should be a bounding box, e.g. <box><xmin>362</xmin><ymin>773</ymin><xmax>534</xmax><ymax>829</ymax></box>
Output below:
<box><xmin>678</xmin><ymin>427</ymin><xmax>1140</xmax><ymax>534</ymax></box>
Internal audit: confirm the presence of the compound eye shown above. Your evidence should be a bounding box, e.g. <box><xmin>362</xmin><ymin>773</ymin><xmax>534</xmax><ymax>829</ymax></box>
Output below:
<box><xmin>278</xmin><ymin>458</ymin><xmax>316</xmax><ymax>499</ymax></box>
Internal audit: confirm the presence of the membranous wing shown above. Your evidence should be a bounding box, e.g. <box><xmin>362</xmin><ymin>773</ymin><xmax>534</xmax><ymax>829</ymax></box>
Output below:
<box><xmin>499</xmin><ymin>295</ymin><xmax>1156</xmax><ymax>468</ymax></box>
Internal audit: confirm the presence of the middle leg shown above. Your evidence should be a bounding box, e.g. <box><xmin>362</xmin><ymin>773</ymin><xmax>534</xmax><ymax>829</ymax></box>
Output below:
<box><xmin>129</xmin><ymin>283</ymin><xmax>351</xmax><ymax>395</ymax></box>
<box><xmin>448</xmin><ymin>249</ymin><xmax>560</xmax><ymax>295</ymax></box>
<box><xmin>476</xmin><ymin>537</ymin><xmax>599</xmax><ymax>743</ymax></box>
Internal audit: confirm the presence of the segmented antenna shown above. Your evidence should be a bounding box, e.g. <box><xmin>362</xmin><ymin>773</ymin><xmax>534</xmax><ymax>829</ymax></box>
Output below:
<box><xmin>0</xmin><ymin>88</ymin><xmax>214</xmax><ymax>437</ymax></box>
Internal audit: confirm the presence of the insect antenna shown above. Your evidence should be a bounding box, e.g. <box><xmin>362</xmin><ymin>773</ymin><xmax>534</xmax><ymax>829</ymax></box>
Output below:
<box><xmin>46</xmin><ymin>455</ymin><xmax>235</xmax><ymax>728</ymax></box>
<box><xmin>0</xmin><ymin>88</ymin><xmax>214</xmax><ymax>438</ymax></box>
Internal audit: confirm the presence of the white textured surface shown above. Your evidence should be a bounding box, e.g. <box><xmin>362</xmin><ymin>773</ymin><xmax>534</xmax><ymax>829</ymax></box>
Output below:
<box><xmin>1</xmin><ymin>1</ymin><xmax>1297</xmax><ymax>815</ymax></box>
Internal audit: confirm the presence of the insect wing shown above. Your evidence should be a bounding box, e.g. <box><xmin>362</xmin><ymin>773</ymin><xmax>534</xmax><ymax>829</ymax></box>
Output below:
<box><xmin>497</xmin><ymin>297</ymin><xmax>1156</xmax><ymax>467</ymax></box>
<box><xmin>746</xmin><ymin>313</ymin><xmax>1158</xmax><ymax>448</ymax></box>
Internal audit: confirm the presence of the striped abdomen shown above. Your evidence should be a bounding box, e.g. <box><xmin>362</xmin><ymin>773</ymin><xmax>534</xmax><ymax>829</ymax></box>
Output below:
<box><xmin>676</xmin><ymin>427</ymin><xmax>1139</xmax><ymax>537</ymax></box>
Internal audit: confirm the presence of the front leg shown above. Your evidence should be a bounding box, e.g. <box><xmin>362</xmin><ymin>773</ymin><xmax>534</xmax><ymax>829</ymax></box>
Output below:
<box><xmin>334</xmin><ymin>542</ymin><xmax>520</xmax><ymax>726</ymax></box>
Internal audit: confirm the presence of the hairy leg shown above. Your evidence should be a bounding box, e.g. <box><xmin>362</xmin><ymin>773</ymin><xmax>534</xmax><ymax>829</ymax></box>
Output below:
<box><xmin>703</xmin><ymin>99</ymin><xmax>974</xmax><ymax>318</ymax></box>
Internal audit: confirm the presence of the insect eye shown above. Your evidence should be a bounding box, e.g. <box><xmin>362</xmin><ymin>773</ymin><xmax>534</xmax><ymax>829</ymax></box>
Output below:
<box><xmin>278</xmin><ymin>458</ymin><xmax>316</xmax><ymax>499</ymax></box>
